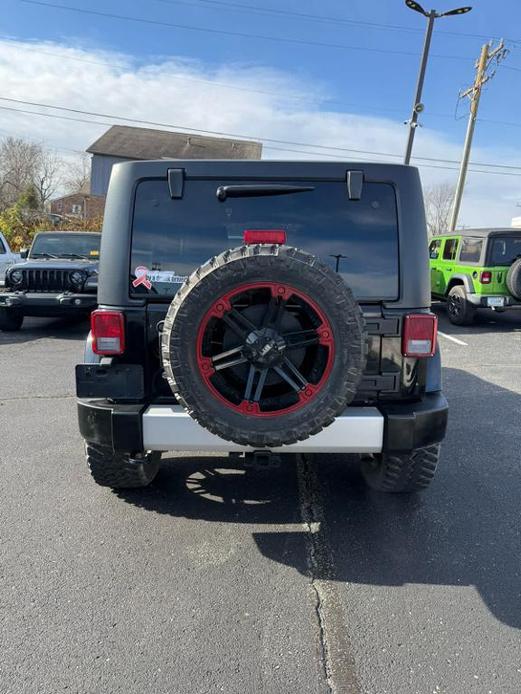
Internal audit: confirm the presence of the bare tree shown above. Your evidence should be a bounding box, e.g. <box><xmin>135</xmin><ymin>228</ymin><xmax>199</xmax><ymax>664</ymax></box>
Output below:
<box><xmin>0</xmin><ymin>137</ymin><xmax>40</xmax><ymax>209</ymax></box>
<box><xmin>63</xmin><ymin>153</ymin><xmax>91</xmax><ymax>195</ymax></box>
<box><xmin>34</xmin><ymin>148</ymin><xmax>64</xmax><ymax>207</ymax></box>
<box><xmin>424</xmin><ymin>182</ymin><xmax>455</xmax><ymax>236</ymax></box>
<box><xmin>0</xmin><ymin>137</ymin><xmax>65</xmax><ymax>210</ymax></box>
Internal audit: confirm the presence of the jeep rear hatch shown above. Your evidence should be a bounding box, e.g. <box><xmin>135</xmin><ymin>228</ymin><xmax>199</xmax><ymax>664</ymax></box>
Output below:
<box><xmin>130</xmin><ymin>177</ymin><xmax>399</xmax><ymax>302</ymax></box>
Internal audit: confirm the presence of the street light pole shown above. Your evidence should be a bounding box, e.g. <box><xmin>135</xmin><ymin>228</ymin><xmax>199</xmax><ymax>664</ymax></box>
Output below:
<box><xmin>404</xmin><ymin>10</ymin><xmax>436</xmax><ymax>165</ymax></box>
<box><xmin>403</xmin><ymin>1</ymin><xmax>472</xmax><ymax>165</ymax></box>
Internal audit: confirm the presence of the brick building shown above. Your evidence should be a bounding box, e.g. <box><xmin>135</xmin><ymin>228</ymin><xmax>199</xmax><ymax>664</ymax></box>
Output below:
<box><xmin>50</xmin><ymin>193</ymin><xmax>105</xmax><ymax>220</ymax></box>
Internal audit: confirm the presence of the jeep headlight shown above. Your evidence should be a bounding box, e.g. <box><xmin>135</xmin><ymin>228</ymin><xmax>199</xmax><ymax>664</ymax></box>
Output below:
<box><xmin>70</xmin><ymin>270</ymin><xmax>86</xmax><ymax>287</ymax></box>
<box><xmin>9</xmin><ymin>269</ymin><xmax>23</xmax><ymax>286</ymax></box>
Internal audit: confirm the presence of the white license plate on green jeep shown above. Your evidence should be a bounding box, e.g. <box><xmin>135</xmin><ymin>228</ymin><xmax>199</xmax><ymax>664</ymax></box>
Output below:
<box><xmin>487</xmin><ymin>296</ymin><xmax>505</xmax><ymax>307</ymax></box>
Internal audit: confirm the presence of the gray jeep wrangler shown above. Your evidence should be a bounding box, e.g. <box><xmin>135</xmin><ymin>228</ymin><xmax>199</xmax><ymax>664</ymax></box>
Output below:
<box><xmin>0</xmin><ymin>231</ymin><xmax>100</xmax><ymax>331</ymax></box>
<box><xmin>76</xmin><ymin>160</ymin><xmax>447</xmax><ymax>493</ymax></box>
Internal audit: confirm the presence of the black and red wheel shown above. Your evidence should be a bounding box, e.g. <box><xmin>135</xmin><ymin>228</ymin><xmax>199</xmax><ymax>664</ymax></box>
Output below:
<box><xmin>162</xmin><ymin>244</ymin><xmax>366</xmax><ymax>447</ymax></box>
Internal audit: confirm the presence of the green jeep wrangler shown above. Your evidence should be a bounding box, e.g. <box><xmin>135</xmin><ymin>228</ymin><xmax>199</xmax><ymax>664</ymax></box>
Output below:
<box><xmin>429</xmin><ymin>228</ymin><xmax>521</xmax><ymax>325</ymax></box>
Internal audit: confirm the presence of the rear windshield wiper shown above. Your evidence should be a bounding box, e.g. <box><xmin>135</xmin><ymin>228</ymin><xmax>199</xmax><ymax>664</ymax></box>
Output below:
<box><xmin>216</xmin><ymin>184</ymin><xmax>315</xmax><ymax>201</ymax></box>
<box><xmin>32</xmin><ymin>252</ymin><xmax>60</xmax><ymax>258</ymax></box>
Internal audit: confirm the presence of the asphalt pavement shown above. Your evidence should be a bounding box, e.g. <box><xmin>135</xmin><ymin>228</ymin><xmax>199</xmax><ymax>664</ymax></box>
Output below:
<box><xmin>1</xmin><ymin>308</ymin><xmax>520</xmax><ymax>694</ymax></box>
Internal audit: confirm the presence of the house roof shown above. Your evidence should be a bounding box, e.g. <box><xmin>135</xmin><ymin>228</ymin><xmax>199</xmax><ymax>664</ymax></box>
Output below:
<box><xmin>86</xmin><ymin>125</ymin><xmax>262</xmax><ymax>160</ymax></box>
<box><xmin>439</xmin><ymin>228</ymin><xmax>521</xmax><ymax>238</ymax></box>
<box><xmin>51</xmin><ymin>193</ymin><xmax>104</xmax><ymax>203</ymax></box>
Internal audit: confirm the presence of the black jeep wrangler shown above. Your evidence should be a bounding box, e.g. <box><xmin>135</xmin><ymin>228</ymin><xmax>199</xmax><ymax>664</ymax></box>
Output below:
<box><xmin>0</xmin><ymin>231</ymin><xmax>100</xmax><ymax>331</ymax></box>
<box><xmin>76</xmin><ymin>160</ymin><xmax>448</xmax><ymax>493</ymax></box>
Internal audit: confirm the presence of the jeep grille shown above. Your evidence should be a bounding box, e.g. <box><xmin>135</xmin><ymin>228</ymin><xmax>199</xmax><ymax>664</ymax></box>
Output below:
<box><xmin>18</xmin><ymin>269</ymin><xmax>73</xmax><ymax>292</ymax></box>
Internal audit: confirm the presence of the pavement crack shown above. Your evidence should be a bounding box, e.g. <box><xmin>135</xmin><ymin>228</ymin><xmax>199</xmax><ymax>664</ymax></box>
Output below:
<box><xmin>0</xmin><ymin>394</ymin><xmax>75</xmax><ymax>402</ymax></box>
<box><xmin>296</xmin><ymin>454</ymin><xmax>360</xmax><ymax>694</ymax></box>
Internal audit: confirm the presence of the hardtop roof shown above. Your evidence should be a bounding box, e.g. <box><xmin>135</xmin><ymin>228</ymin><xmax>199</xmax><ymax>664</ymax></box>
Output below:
<box><xmin>436</xmin><ymin>228</ymin><xmax>521</xmax><ymax>238</ymax></box>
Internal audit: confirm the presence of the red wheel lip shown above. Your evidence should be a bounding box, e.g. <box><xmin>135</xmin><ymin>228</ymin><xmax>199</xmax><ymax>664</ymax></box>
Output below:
<box><xmin>195</xmin><ymin>282</ymin><xmax>335</xmax><ymax>418</ymax></box>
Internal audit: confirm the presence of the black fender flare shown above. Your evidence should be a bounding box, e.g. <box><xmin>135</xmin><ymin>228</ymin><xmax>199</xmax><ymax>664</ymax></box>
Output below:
<box><xmin>445</xmin><ymin>274</ymin><xmax>475</xmax><ymax>296</ymax></box>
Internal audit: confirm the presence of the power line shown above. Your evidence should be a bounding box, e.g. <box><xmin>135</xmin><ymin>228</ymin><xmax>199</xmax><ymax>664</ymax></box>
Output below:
<box><xmin>1</xmin><ymin>95</ymin><xmax>521</xmax><ymax>175</ymax></box>
<box><xmin>20</xmin><ymin>0</ymin><xmax>472</xmax><ymax>61</ymax></box>
<box><xmin>264</xmin><ymin>145</ymin><xmax>521</xmax><ymax>176</ymax></box>
<box><xmin>155</xmin><ymin>0</ymin><xmax>521</xmax><ymax>45</ymax></box>
<box><xmin>0</xmin><ymin>95</ymin><xmax>477</xmax><ymax>162</ymax></box>
<box><xmin>0</xmin><ymin>103</ymin><xmax>113</xmax><ymax>128</ymax></box>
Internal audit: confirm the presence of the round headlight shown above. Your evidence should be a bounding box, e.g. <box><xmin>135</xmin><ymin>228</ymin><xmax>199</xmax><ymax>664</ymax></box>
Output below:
<box><xmin>9</xmin><ymin>269</ymin><xmax>23</xmax><ymax>286</ymax></box>
<box><xmin>70</xmin><ymin>270</ymin><xmax>86</xmax><ymax>286</ymax></box>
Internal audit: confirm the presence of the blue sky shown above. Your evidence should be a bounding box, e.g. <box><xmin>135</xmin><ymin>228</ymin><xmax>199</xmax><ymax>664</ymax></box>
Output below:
<box><xmin>1</xmin><ymin>0</ymin><xmax>521</xmax><ymax>224</ymax></box>
<box><xmin>5</xmin><ymin>0</ymin><xmax>521</xmax><ymax>147</ymax></box>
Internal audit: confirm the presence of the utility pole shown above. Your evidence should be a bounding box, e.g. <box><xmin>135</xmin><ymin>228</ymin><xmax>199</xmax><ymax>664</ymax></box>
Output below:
<box><xmin>449</xmin><ymin>40</ymin><xmax>507</xmax><ymax>231</ymax></box>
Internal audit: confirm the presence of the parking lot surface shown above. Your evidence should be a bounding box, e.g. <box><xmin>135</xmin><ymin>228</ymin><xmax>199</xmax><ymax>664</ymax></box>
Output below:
<box><xmin>1</xmin><ymin>308</ymin><xmax>520</xmax><ymax>693</ymax></box>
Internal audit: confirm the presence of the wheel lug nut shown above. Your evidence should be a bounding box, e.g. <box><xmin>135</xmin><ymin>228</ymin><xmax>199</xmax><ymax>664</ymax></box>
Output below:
<box><xmin>277</xmin><ymin>286</ymin><xmax>285</xmax><ymax>294</ymax></box>
<box><xmin>322</xmin><ymin>330</ymin><xmax>329</xmax><ymax>338</ymax></box>
<box><xmin>216</xmin><ymin>303</ymin><xmax>224</xmax><ymax>312</ymax></box>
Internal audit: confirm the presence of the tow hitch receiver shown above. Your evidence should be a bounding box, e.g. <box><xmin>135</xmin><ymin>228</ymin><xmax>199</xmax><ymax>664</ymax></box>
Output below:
<box><xmin>241</xmin><ymin>450</ymin><xmax>281</xmax><ymax>470</ymax></box>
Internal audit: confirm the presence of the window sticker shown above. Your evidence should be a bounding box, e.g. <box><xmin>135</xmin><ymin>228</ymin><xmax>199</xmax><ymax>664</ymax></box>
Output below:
<box><xmin>149</xmin><ymin>270</ymin><xmax>188</xmax><ymax>284</ymax></box>
<box><xmin>132</xmin><ymin>265</ymin><xmax>187</xmax><ymax>289</ymax></box>
<box><xmin>132</xmin><ymin>265</ymin><xmax>152</xmax><ymax>289</ymax></box>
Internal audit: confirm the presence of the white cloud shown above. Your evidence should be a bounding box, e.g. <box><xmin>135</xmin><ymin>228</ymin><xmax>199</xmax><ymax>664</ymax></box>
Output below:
<box><xmin>0</xmin><ymin>36</ymin><xmax>519</xmax><ymax>227</ymax></box>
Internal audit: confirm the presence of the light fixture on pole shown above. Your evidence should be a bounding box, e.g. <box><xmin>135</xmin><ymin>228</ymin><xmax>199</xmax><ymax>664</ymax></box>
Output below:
<box><xmin>403</xmin><ymin>1</ymin><xmax>472</xmax><ymax>165</ymax></box>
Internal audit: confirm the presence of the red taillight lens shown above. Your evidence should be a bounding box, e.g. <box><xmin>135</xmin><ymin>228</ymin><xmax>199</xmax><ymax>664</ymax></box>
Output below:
<box><xmin>91</xmin><ymin>310</ymin><xmax>125</xmax><ymax>355</ymax></box>
<box><xmin>243</xmin><ymin>229</ymin><xmax>287</xmax><ymax>245</ymax></box>
<box><xmin>480</xmin><ymin>271</ymin><xmax>492</xmax><ymax>284</ymax></box>
<box><xmin>402</xmin><ymin>313</ymin><xmax>437</xmax><ymax>358</ymax></box>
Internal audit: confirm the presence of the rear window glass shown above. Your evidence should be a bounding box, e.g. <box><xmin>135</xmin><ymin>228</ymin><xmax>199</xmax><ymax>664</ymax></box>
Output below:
<box><xmin>130</xmin><ymin>178</ymin><xmax>399</xmax><ymax>301</ymax></box>
<box><xmin>489</xmin><ymin>236</ymin><xmax>521</xmax><ymax>266</ymax></box>
<box><xmin>459</xmin><ymin>237</ymin><xmax>483</xmax><ymax>263</ymax></box>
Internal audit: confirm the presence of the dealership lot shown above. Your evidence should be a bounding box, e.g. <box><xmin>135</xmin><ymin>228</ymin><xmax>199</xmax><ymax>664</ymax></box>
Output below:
<box><xmin>1</xmin><ymin>309</ymin><xmax>520</xmax><ymax>694</ymax></box>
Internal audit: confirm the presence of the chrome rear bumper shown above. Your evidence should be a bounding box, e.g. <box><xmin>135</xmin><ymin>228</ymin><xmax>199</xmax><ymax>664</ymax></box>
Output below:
<box><xmin>142</xmin><ymin>405</ymin><xmax>384</xmax><ymax>453</ymax></box>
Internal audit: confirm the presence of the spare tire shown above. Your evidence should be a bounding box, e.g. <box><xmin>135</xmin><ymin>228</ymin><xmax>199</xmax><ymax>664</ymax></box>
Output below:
<box><xmin>506</xmin><ymin>258</ymin><xmax>521</xmax><ymax>300</ymax></box>
<box><xmin>161</xmin><ymin>244</ymin><xmax>366</xmax><ymax>447</ymax></box>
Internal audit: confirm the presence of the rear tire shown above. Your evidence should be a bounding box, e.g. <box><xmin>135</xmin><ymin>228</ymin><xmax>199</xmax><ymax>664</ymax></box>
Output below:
<box><xmin>85</xmin><ymin>443</ymin><xmax>160</xmax><ymax>489</ymax></box>
<box><xmin>361</xmin><ymin>444</ymin><xmax>440</xmax><ymax>493</ymax></box>
<box><xmin>0</xmin><ymin>307</ymin><xmax>23</xmax><ymax>331</ymax></box>
<box><xmin>446</xmin><ymin>285</ymin><xmax>475</xmax><ymax>325</ymax></box>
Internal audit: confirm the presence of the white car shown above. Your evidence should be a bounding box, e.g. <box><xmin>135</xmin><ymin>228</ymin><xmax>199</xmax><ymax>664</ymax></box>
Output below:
<box><xmin>0</xmin><ymin>232</ymin><xmax>20</xmax><ymax>285</ymax></box>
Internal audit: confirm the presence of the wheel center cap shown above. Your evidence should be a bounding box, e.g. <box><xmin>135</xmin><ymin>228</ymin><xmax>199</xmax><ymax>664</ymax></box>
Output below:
<box><xmin>244</xmin><ymin>328</ymin><xmax>286</xmax><ymax>366</ymax></box>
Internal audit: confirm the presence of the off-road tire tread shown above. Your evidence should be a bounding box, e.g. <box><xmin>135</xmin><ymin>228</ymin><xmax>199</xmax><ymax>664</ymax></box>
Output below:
<box><xmin>161</xmin><ymin>244</ymin><xmax>367</xmax><ymax>448</ymax></box>
<box><xmin>361</xmin><ymin>444</ymin><xmax>440</xmax><ymax>493</ymax></box>
<box><xmin>447</xmin><ymin>285</ymin><xmax>475</xmax><ymax>326</ymax></box>
<box><xmin>85</xmin><ymin>442</ymin><xmax>160</xmax><ymax>489</ymax></box>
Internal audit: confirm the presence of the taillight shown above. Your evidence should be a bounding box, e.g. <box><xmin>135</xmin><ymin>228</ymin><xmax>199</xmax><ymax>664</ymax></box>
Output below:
<box><xmin>91</xmin><ymin>310</ymin><xmax>125</xmax><ymax>355</ymax></box>
<box><xmin>402</xmin><ymin>313</ymin><xmax>437</xmax><ymax>357</ymax></box>
<box><xmin>480</xmin><ymin>271</ymin><xmax>492</xmax><ymax>284</ymax></box>
<box><xmin>243</xmin><ymin>229</ymin><xmax>287</xmax><ymax>245</ymax></box>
